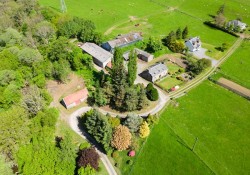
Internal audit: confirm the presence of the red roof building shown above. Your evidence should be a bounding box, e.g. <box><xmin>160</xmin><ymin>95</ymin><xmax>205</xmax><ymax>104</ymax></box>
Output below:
<box><xmin>62</xmin><ymin>88</ymin><xmax>88</xmax><ymax>109</ymax></box>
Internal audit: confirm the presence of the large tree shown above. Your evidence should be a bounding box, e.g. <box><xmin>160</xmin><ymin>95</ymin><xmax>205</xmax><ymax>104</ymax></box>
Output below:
<box><xmin>83</xmin><ymin>109</ymin><xmax>112</xmax><ymax>153</ymax></box>
<box><xmin>111</xmin><ymin>125</ymin><xmax>132</xmax><ymax>151</ymax></box>
<box><xmin>182</xmin><ymin>26</ymin><xmax>189</xmax><ymax>39</ymax></box>
<box><xmin>139</xmin><ymin>121</ymin><xmax>150</xmax><ymax>138</ymax></box>
<box><xmin>123</xmin><ymin>114</ymin><xmax>143</xmax><ymax>133</ymax></box>
<box><xmin>77</xmin><ymin>147</ymin><xmax>99</xmax><ymax>170</ymax></box>
<box><xmin>127</xmin><ymin>50</ymin><xmax>137</xmax><ymax>86</ymax></box>
<box><xmin>18</xmin><ymin>47</ymin><xmax>43</xmax><ymax>66</ymax></box>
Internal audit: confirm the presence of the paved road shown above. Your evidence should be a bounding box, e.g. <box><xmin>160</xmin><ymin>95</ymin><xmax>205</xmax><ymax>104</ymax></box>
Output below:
<box><xmin>68</xmin><ymin>107</ymin><xmax>117</xmax><ymax>175</ymax></box>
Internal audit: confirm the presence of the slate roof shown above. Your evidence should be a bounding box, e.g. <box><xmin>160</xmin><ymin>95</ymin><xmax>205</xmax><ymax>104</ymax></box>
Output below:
<box><xmin>63</xmin><ymin>88</ymin><xmax>88</xmax><ymax>106</ymax></box>
<box><xmin>107</xmin><ymin>33</ymin><xmax>142</xmax><ymax>49</ymax></box>
<box><xmin>228</xmin><ymin>20</ymin><xmax>246</xmax><ymax>28</ymax></box>
<box><xmin>147</xmin><ymin>63</ymin><xmax>168</xmax><ymax>76</ymax></box>
<box><xmin>81</xmin><ymin>42</ymin><xmax>113</xmax><ymax>63</ymax></box>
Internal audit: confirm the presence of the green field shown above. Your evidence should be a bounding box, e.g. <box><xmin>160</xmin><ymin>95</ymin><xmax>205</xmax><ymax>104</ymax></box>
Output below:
<box><xmin>219</xmin><ymin>40</ymin><xmax>250</xmax><ymax>88</ymax></box>
<box><xmin>131</xmin><ymin>81</ymin><xmax>250</xmax><ymax>174</ymax></box>
<box><xmin>157</xmin><ymin>76</ymin><xmax>183</xmax><ymax>90</ymax></box>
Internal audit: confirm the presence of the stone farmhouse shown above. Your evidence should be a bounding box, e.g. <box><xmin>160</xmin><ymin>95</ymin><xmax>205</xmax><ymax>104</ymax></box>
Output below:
<box><xmin>101</xmin><ymin>32</ymin><xmax>143</xmax><ymax>53</ymax></box>
<box><xmin>141</xmin><ymin>63</ymin><xmax>168</xmax><ymax>82</ymax></box>
<box><xmin>61</xmin><ymin>88</ymin><xmax>88</xmax><ymax>109</ymax></box>
<box><xmin>227</xmin><ymin>20</ymin><xmax>247</xmax><ymax>31</ymax></box>
<box><xmin>81</xmin><ymin>42</ymin><xmax>113</xmax><ymax>68</ymax></box>
<box><xmin>185</xmin><ymin>37</ymin><xmax>201</xmax><ymax>52</ymax></box>
<box><xmin>123</xmin><ymin>48</ymin><xmax>154</xmax><ymax>62</ymax></box>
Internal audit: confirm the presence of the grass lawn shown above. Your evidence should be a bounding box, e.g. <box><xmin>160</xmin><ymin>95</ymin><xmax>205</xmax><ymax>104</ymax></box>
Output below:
<box><xmin>129</xmin><ymin>108</ymin><xmax>213</xmax><ymax>175</ymax></box>
<box><xmin>219</xmin><ymin>40</ymin><xmax>250</xmax><ymax>89</ymax></box>
<box><xmin>161</xmin><ymin>81</ymin><xmax>250</xmax><ymax>174</ymax></box>
<box><xmin>157</xmin><ymin>76</ymin><xmax>183</xmax><ymax>90</ymax></box>
<box><xmin>202</xmin><ymin>43</ymin><xmax>225</xmax><ymax>60</ymax></box>
<box><xmin>131</xmin><ymin>80</ymin><xmax>250</xmax><ymax>174</ymax></box>
<box><xmin>166</xmin><ymin>62</ymin><xmax>180</xmax><ymax>74</ymax></box>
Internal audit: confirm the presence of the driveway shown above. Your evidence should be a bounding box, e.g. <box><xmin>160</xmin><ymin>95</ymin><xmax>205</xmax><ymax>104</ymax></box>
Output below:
<box><xmin>192</xmin><ymin>47</ymin><xmax>218</xmax><ymax>67</ymax></box>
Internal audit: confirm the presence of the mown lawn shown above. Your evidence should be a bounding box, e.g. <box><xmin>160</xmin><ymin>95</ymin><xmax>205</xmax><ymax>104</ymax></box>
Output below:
<box><xmin>131</xmin><ymin>81</ymin><xmax>250</xmax><ymax>175</ymax></box>
<box><xmin>219</xmin><ymin>40</ymin><xmax>250</xmax><ymax>89</ymax></box>
<box><xmin>157</xmin><ymin>76</ymin><xmax>183</xmax><ymax>90</ymax></box>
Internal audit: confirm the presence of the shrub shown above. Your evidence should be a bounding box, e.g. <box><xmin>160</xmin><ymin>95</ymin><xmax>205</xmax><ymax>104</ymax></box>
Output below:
<box><xmin>79</xmin><ymin>142</ymin><xmax>91</xmax><ymax>150</ymax></box>
<box><xmin>139</xmin><ymin>121</ymin><xmax>150</xmax><ymax>138</ymax></box>
<box><xmin>146</xmin><ymin>83</ymin><xmax>159</xmax><ymax>101</ymax></box>
<box><xmin>111</xmin><ymin>151</ymin><xmax>119</xmax><ymax>159</ymax></box>
<box><xmin>77</xmin><ymin>147</ymin><xmax>100</xmax><ymax>170</ymax></box>
<box><xmin>108</xmin><ymin>117</ymin><xmax>121</xmax><ymax>128</ymax></box>
<box><xmin>126</xmin><ymin>160</ymin><xmax>133</xmax><ymax>165</ymax></box>
<box><xmin>123</xmin><ymin>114</ymin><xmax>143</xmax><ymax>133</ymax></box>
<box><xmin>146</xmin><ymin>114</ymin><xmax>159</xmax><ymax>126</ymax></box>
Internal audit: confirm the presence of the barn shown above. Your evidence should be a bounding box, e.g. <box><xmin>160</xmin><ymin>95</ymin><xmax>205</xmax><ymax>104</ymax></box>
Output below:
<box><xmin>61</xmin><ymin>88</ymin><xmax>88</xmax><ymax>109</ymax></box>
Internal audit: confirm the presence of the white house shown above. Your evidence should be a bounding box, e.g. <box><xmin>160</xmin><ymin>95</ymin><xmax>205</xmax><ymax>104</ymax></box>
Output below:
<box><xmin>227</xmin><ymin>20</ymin><xmax>247</xmax><ymax>31</ymax></box>
<box><xmin>185</xmin><ymin>37</ymin><xmax>201</xmax><ymax>52</ymax></box>
<box><xmin>81</xmin><ymin>42</ymin><xmax>113</xmax><ymax>68</ymax></box>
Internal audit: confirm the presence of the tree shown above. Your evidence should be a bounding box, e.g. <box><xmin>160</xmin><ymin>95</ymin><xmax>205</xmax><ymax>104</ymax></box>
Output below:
<box><xmin>34</xmin><ymin>21</ymin><xmax>56</xmax><ymax>44</ymax></box>
<box><xmin>176</xmin><ymin>27</ymin><xmax>181</xmax><ymax>40</ymax></box>
<box><xmin>52</xmin><ymin>59</ymin><xmax>71</xmax><ymax>82</ymax></box>
<box><xmin>124</xmin><ymin>87</ymin><xmax>139</xmax><ymax>111</ymax></box>
<box><xmin>217</xmin><ymin>4</ymin><xmax>225</xmax><ymax>15</ymax></box>
<box><xmin>79</xmin><ymin>20</ymin><xmax>96</xmax><ymax>42</ymax></box>
<box><xmin>21</xmin><ymin>85</ymin><xmax>45</xmax><ymax>116</ymax></box>
<box><xmin>0</xmin><ymin>107</ymin><xmax>30</xmax><ymax>159</ymax></box>
<box><xmin>188</xmin><ymin>58</ymin><xmax>211</xmax><ymax>75</ymax></box>
<box><xmin>18</xmin><ymin>48</ymin><xmax>43</xmax><ymax>66</ymax></box>
<box><xmin>78</xmin><ymin>165</ymin><xmax>95</xmax><ymax>175</ymax></box>
<box><xmin>220</xmin><ymin>42</ymin><xmax>229</xmax><ymax>52</ymax></box>
<box><xmin>182</xmin><ymin>26</ymin><xmax>188</xmax><ymax>39</ymax></box>
<box><xmin>146</xmin><ymin>37</ymin><xmax>163</xmax><ymax>53</ymax></box>
<box><xmin>111</xmin><ymin>125</ymin><xmax>132</xmax><ymax>151</ymax></box>
<box><xmin>82</xmin><ymin>109</ymin><xmax>112</xmax><ymax>153</ymax></box>
<box><xmin>77</xmin><ymin>147</ymin><xmax>100</xmax><ymax>170</ymax></box>
<box><xmin>137</xmin><ymin>84</ymin><xmax>149</xmax><ymax>110</ymax></box>
<box><xmin>127</xmin><ymin>50</ymin><xmax>137</xmax><ymax>86</ymax></box>
<box><xmin>139</xmin><ymin>121</ymin><xmax>150</xmax><ymax>138</ymax></box>
<box><xmin>110</xmin><ymin>48</ymin><xmax>128</xmax><ymax>110</ymax></box>
<box><xmin>146</xmin><ymin>83</ymin><xmax>159</xmax><ymax>101</ymax></box>
<box><xmin>146</xmin><ymin>114</ymin><xmax>159</xmax><ymax>126</ymax></box>
<box><xmin>123</xmin><ymin>114</ymin><xmax>143</xmax><ymax>133</ymax></box>
<box><xmin>0</xmin><ymin>155</ymin><xmax>13</xmax><ymax>175</ymax></box>
<box><xmin>0</xmin><ymin>28</ymin><xmax>22</xmax><ymax>46</ymax></box>
<box><xmin>107</xmin><ymin>116</ymin><xmax>120</xmax><ymax>128</ymax></box>
<box><xmin>214</xmin><ymin>13</ymin><xmax>226</xmax><ymax>26</ymax></box>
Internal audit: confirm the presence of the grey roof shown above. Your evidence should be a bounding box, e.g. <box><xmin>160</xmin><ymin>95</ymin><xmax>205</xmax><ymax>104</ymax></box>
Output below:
<box><xmin>134</xmin><ymin>48</ymin><xmax>152</xmax><ymax>58</ymax></box>
<box><xmin>106</xmin><ymin>33</ymin><xmax>142</xmax><ymax>49</ymax></box>
<box><xmin>81</xmin><ymin>42</ymin><xmax>113</xmax><ymax>63</ymax></box>
<box><xmin>185</xmin><ymin>36</ymin><xmax>201</xmax><ymax>48</ymax></box>
<box><xmin>228</xmin><ymin>20</ymin><xmax>246</xmax><ymax>27</ymax></box>
<box><xmin>123</xmin><ymin>48</ymin><xmax>153</xmax><ymax>61</ymax></box>
<box><xmin>147</xmin><ymin>63</ymin><xmax>168</xmax><ymax>76</ymax></box>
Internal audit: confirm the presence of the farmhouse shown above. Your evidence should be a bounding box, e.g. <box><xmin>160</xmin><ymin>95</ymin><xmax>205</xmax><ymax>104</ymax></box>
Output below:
<box><xmin>101</xmin><ymin>32</ymin><xmax>143</xmax><ymax>53</ymax></box>
<box><xmin>81</xmin><ymin>42</ymin><xmax>113</xmax><ymax>68</ymax></box>
<box><xmin>122</xmin><ymin>48</ymin><xmax>154</xmax><ymax>62</ymax></box>
<box><xmin>227</xmin><ymin>20</ymin><xmax>247</xmax><ymax>31</ymax></box>
<box><xmin>141</xmin><ymin>63</ymin><xmax>168</xmax><ymax>82</ymax></box>
<box><xmin>185</xmin><ymin>37</ymin><xmax>201</xmax><ymax>52</ymax></box>
<box><xmin>61</xmin><ymin>88</ymin><xmax>88</xmax><ymax>109</ymax></box>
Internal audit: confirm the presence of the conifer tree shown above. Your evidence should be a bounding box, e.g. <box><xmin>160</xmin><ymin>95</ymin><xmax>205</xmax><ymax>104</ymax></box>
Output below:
<box><xmin>182</xmin><ymin>26</ymin><xmax>188</xmax><ymax>39</ymax></box>
<box><xmin>127</xmin><ymin>50</ymin><xmax>137</xmax><ymax>86</ymax></box>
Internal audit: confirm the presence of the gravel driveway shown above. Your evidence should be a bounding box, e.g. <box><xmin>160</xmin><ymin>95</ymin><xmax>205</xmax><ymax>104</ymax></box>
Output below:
<box><xmin>192</xmin><ymin>48</ymin><xmax>218</xmax><ymax>67</ymax></box>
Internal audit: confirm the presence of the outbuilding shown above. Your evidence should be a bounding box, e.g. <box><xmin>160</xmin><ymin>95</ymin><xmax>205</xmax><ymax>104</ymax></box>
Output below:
<box><xmin>81</xmin><ymin>42</ymin><xmax>113</xmax><ymax>68</ymax></box>
<box><xmin>61</xmin><ymin>88</ymin><xmax>88</xmax><ymax>109</ymax></box>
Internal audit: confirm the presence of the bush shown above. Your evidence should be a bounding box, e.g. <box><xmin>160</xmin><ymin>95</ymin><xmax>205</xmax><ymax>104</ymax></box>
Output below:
<box><xmin>146</xmin><ymin>83</ymin><xmax>159</xmax><ymax>101</ymax></box>
<box><xmin>111</xmin><ymin>151</ymin><xmax>119</xmax><ymax>159</ymax></box>
<box><xmin>139</xmin><ymin>121</ymin><xmax>150</xmax><ymax>138</ymax></box>
<box><xmin>108</xmin><ymin>117</ymin><xmax>121</xmax><ymax>128</ymax></box>
<box><xmin>146</xmin><ymin>114</ymin><xmax>159</xmax><ymax>126</ymax></box>
<box><xmin>79</xmin><ymin>142</ymin><xmax>91</xmax><ymax>150</ymax></box>
<box><xmin>126</xmin><ymin>160</ymin><xmax>133</xmax><ymax>165</ymax></box>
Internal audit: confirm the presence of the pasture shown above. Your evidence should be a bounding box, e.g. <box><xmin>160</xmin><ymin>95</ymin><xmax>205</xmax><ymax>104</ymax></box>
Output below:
<box><xmin>219</xmin><ymin>40</ymin><xmax>250</xmax><ymax>89</ymax></box>
<box><xmin>131</xmin><ymin>81</ymin><xmax>250</xmax><ymax>174</ymax></box>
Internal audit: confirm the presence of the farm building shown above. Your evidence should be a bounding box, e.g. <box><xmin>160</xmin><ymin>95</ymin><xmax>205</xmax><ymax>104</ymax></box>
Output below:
<box><xmin>227</xmin><ymin>20</ymin><xmax>247</xmax><ymax>31</ymax></box>
<box><xmin>61</xmin><ymin>88</ymin><xmax>88</xmax><ymax>109</ymax></box>
<box><xmin>101</xmin><ymin>32</ymin><xmax>143</xmax><ymax>53</ymax></box>
<box><xmin>81</xmin><ymin>42</ymin><xmax>113</xmax><ymax>68</ymax></box>
<box><xmin>122</xmin><ymin>48</ymin><xmax>154</xmax><ymax>62</ymax></box>
<box><xmin>185</xmin><ymin>37</ymin><xmax>201</xmax><ymax>52</ymax></box>
<box><xmin>141</xmin><ymin>63</ymin><xmax>168</xmax><ymax>82</ymax></box>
